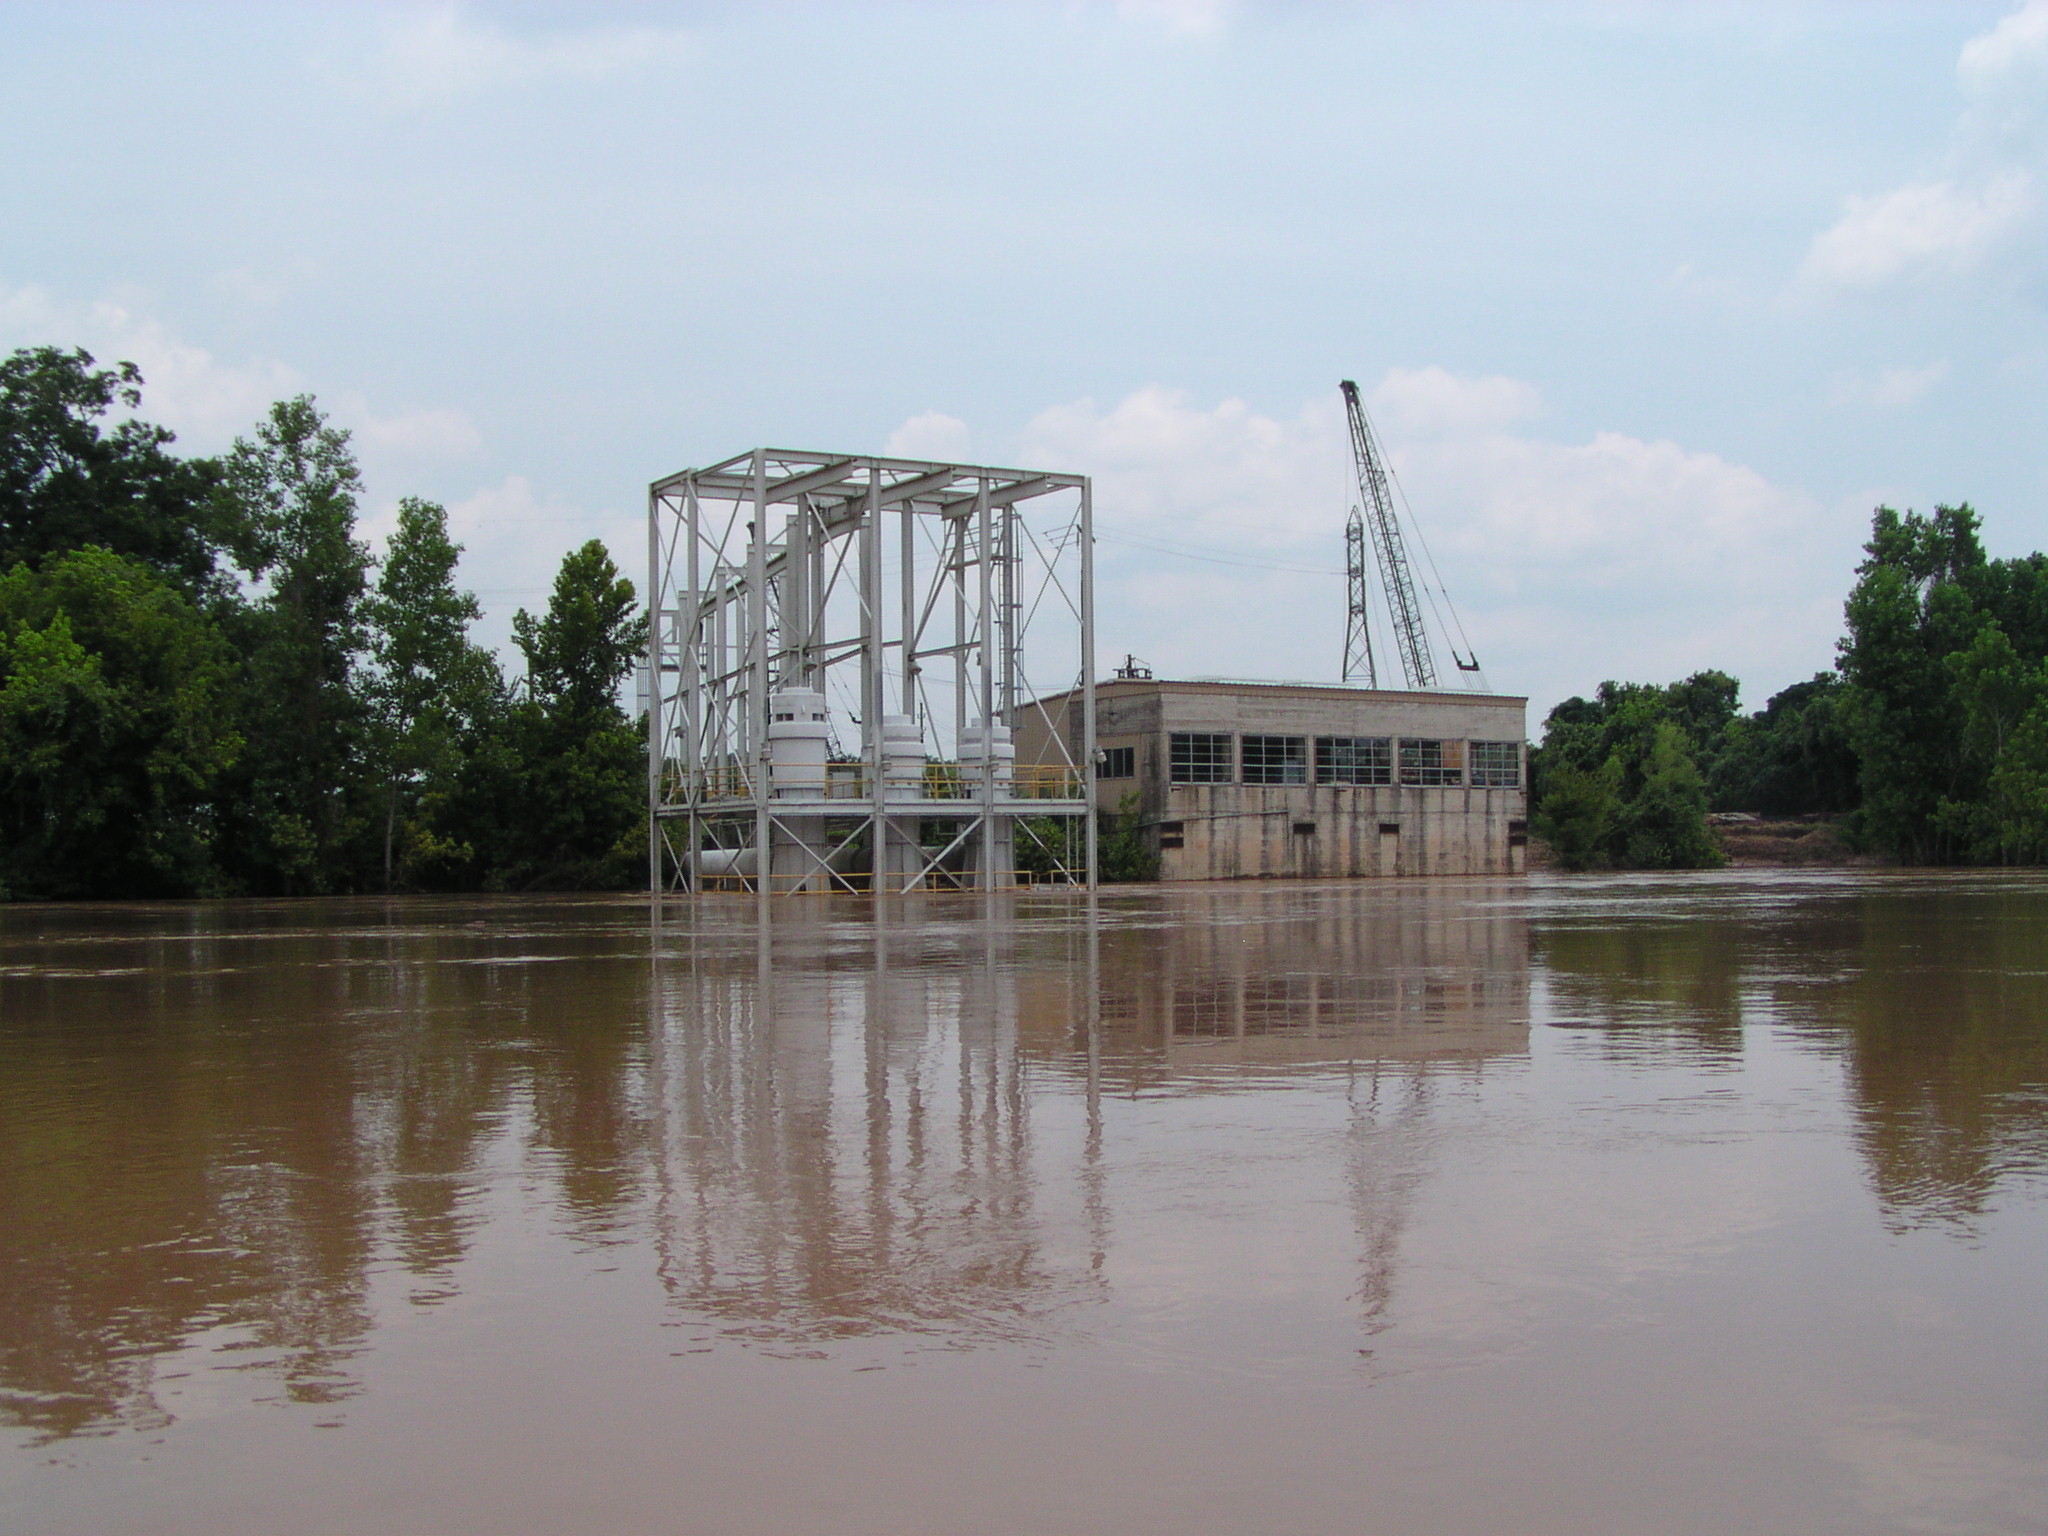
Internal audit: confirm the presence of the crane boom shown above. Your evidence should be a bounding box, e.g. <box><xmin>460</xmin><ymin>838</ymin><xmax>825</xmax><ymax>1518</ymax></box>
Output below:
<box><xmin>1340</xmin><ymin>379</ymin><xmax>1436</xmax><ymax>690</ymax></box>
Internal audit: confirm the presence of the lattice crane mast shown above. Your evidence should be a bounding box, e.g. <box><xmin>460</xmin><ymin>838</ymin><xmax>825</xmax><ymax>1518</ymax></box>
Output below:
<box><xmin>1343</xmin><ymin>507</ymin><xmax>1375</xmax><ymax>686</ymax></box>
<box><xmin>1341</xmin><ymin>379</ymin><xmax>1436</xmax><ymax>689</ymax></box>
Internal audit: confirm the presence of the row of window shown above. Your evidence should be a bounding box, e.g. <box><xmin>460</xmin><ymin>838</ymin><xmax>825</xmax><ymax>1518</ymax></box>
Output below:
<box><xmin>1096</xmin><ymin>733</ymin><xmax>1521</xmax><ymax>788</ymax></box>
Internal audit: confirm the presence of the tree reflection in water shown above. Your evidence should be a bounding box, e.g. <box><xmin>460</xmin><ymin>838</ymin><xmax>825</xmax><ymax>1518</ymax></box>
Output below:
<box><xmin>1529</xmin><ymin>872</ymin><xmax>2048</xmax><ymax>1231</ymax></box>
<box><xmin>6</xmin><ymin>872</ymin><xmax>2048</xmax><ymax>1448</ymax></box>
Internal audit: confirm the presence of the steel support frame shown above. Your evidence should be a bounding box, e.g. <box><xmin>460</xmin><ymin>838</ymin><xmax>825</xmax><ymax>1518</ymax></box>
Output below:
<box><xmin>647</xmin><ymin>450</ymin><xmax>1096</xmax><ymax>896</ymax></box>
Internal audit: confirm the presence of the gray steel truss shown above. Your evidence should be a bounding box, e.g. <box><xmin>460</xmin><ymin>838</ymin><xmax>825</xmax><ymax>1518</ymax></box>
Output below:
<box><xmin>646</xmin><ymin>449</ymin><xmax>1097</xmax><ymax>894</ymax></box>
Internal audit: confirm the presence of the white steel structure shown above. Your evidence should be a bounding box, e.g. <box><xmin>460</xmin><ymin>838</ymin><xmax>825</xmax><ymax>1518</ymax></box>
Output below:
<box><xmin>647</xmin><ymin>449</ymin><xmax>1097</xmax><ymax>894</ymax></box>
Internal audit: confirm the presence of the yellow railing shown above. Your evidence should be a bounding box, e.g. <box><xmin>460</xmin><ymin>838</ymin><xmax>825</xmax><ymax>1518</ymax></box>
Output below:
<box><xmin>1011</xmin><ymin>764</ymin><xmax>1084</xmax><ymax>799</ymax></box>
<box><xmin>687</xmin><ymin>762</ymin><xmax>1085</xmax><ymax>803</ymax></box>
<box><xmin>692</xmin><ymin>868</ymin><xmax>1083</xmax><ymax>895</ymax></box>
<box><xmin>693</xmin><ymin>765</ymin><xmax>756</xmax><ymax>801</ymax></box>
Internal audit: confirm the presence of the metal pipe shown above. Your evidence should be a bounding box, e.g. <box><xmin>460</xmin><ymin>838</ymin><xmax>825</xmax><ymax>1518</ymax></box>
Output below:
<box><xmin>647</xmin><ymin>485</ymin><xmax>662</xmax><ymax>894</ymax></box>
<box><xmin>1080</xmin><ymin>480</ymin><xmax>1098</xmax><ymax>892</ymax></box>
<box><xmin>900</xmin><ymin>501</ymin><xmax>917</xmax><ymax>723</ymax></box>
<box><xmin>864</xmin><ymin>465</ymin><xmax>885</xmax><ymax>890</ymax></box>
<box><xmin>953</xmin><ymin>516</ymin><xmax>967</xmax><ymax>762</ymax></box>
<box><xmin>685</xmin><ymin>484</ymin><xmax>702</xmax><ymax>892</ymax></box>
<box><xmin>749</xmin><ymin>451</ymin><xmax>770</xmax><ymax>897</ymax></box>
<box><xmin>977</xmin><ymin>479</ymin><xmax>995</xmax><ymax>892</ymax></box>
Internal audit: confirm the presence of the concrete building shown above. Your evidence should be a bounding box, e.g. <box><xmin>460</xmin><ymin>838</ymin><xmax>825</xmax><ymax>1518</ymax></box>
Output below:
<box><xmin>1015</xmin><ymin>676</ymin><xmax>1528</xmax><ymax>880</ymax></box>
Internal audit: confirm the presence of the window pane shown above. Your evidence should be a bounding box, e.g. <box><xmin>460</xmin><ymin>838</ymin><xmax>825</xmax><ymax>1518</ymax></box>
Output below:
<box><xmin>1241</xmin><ymin>734</ymin><xmax>1307</xmax><ymax>785</ymax></box>
<box><xmin>1169</xmin><ymin>732</ymin><xmax>1233</xmax><ymax>784</ymax></box>
<box><xmin>1097</xmin><ymin>746</ymin><xmax>1136</xmax><ymax>779</ymax></box>
<box><xmin>1315</xmin><ymin>736</ymin><xmax>1391</xmax><ymax>786</ymax></box>
<box><xmin>1469</xmin><ymin>740</ymin><xmax>1521</xmax><ymax>788</ymax></box>
<box><xmin>1398</xmin><ymin>738</ymin><xmax>1463</xmax><ymax>786</ymax></box>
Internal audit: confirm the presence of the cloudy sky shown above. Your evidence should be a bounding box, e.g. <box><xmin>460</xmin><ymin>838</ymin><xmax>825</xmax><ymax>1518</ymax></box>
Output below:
<box><xmin>6</xmin><ymin>1</ymin><xmax>2047</xmax><ymax>717</ymax></box>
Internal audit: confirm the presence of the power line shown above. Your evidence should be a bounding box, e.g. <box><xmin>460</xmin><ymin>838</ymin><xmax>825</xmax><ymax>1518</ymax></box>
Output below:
<box><xmin>1096</xmin><ymin>530</ymin><xmax>1344</xmax><ymax>577</ymax></box>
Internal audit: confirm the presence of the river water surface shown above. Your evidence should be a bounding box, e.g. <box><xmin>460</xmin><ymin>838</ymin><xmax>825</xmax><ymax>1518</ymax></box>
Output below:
<box><xmin>3</xmin><ymin>872</ymin><xmax>2047</xmax><ymax>1534</ymax></box>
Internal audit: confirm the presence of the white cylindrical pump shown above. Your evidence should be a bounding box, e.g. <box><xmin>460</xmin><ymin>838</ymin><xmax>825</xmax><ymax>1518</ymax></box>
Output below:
<box><xmin>959</xmin><ymin>719</ymin><xmax>1016</xmax><ymax>794</ymax></box>
<box><xmin>878</xmin><ymin>714</ymin><xmax>927</xmax><ymax>802</ymax></box>
<box><xmin>766</xmin><ymin>688</ymin><xmax>829</xmax><ymax>796</ymax></box>
<box><xmin>693</xmin><ymin>847</ymin><xmax>759</xmax><ymax>879</ymax></box>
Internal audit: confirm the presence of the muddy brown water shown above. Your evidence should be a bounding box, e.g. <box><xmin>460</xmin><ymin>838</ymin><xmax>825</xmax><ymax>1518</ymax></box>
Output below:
<box><xmin>3</xmin><ymin>872</ymin><xmax>2047</xmax><ymax>1534</ymax></box>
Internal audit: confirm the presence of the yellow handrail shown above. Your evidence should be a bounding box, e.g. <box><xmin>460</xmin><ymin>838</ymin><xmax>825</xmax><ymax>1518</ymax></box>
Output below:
<box><xmin>686</xmin><ymin>762</ymin><xmax>1085</xmax><ymax>803</ymax></box>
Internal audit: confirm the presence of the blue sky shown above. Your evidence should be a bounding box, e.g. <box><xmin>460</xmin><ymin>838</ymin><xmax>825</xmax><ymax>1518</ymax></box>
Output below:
<box><xmin>5</xmin><ymin>1</ymin><xmax>2046</xmax><ymax>717</ymax></box>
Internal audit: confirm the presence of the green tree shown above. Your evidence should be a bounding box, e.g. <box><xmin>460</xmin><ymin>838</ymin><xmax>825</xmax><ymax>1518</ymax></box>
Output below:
<box><xmin>1979</xmin><ymin>711</ymin><xmax>2048</xmax><ymax>865</ymax></box>
<box><xmin>210</xmin><ymin>397</ymin><xmax>374</xmax><ymax>893</ymax></box>
<box><xmin>1096</xmin><ymin>791</ymin><xmax>1159</xmax><ymax>883</ymax></box>
<box><xmin>448</xmin><ymin>541</ymin><xmax>647</xmax><ymax>890</ymax></box>
<box><xmin>1532</xmin><ymin>674</ymin><xmax>1725</xmax><ymax>870</ymax></box>
<box><xmin>1839</xmin><ymin>505</ymin><xmax>1995</xmax><ymax>863</ymax></box>
<box><xmin>362</xmin><ymin>498</ymin><xmax>501</xmax><ymax>890</ymax></box>
<box><xmin>1937</xmin><ymin>623</ymin><xmax>2048</xmax><ymax>863</ymax></box>
<box><xmin>1709</xmin><ymin>673</ymin><xmax>1860</xmax><ymax>816</ymax></box>
<box><xmin>1621</xmin><ymin>720</ymin><xmax>1724</xmax><ymax>868</ymax></box>
<box><xmin>0</xmin><ymin>346</ymin><xmax>231</xmax><ymax>599</ymax></box>
<box><xmin>512</xmin><ymin>540</ymin><xmax>646</xmax><ymax>724</ymax></box>
<box><xmin>0</xmin><ymin>548</ymin><xmax>241</xmax><ymax>897</ymax></box>
<box><xmin>1531</xmin><ymin>760</ymin><xmax>1621</xmax><ymax>870</ymax></box>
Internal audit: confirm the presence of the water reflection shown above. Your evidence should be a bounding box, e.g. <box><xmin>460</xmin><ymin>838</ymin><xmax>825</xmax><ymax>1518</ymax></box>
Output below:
<box><xmin>644</xmin><ymin>885</ymin><xmax>1529</xmax><ymax>1349</ymax></box>
<box><xmin>649</xmin><ymin>900</ymin><xmax>1089</xmax><ymax>1347</ymax></box>
<box><xmin>1806</xmin><ymin>882</ymin><xmax>2048</xmax><ymax>1230</ymax></box>
<box><xmin>1530</xmin><ymin>872</ymin><xmax>2048</xmax><ymax>1228</ymax></box>
<box><xmin>0</xmin><ymin>901</ymin><xmax>649</xmax><ymax>1441</ymax></box>
<box><xmin>4</xmin><ymin>874</ymin><xmax>2048</xmax><ymax>1453</ymax></box>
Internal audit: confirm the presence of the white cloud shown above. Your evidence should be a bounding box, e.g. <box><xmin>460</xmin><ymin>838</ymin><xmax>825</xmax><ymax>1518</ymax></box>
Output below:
<box><xmin>1368</xmin><ymin>365</ymin><xmax>1542</xmax><ymax>439</ymax></box>
<box><xmin>429</xmin><ymin>474</ymin><xmax>642</xmax><ymax>663</ymax></box>
<box><xmin>1960</xmin><ymin>0</ymin><xmax>2048</xmax><ymax>84</ymax></box>
<box><xmin>1831</xmin><ymin>361</ymin><xmax>1951</xmax><ymax>409</ymax></box>
<box><xmin>1113</xmin><ymin>0</ymin><xmax>1235</xmax><ymax>37</ymax></box>
<box><xmin>1799</xmin><ymin>4</ymin><xmax>2048</xmax><ymax>292</ymax></box>
<box><xmin>1</xmin><ymin>283</ymin><xmax>486</xmax><ymax>480</ymax></box>
<box><xmin>1005</xmin><ymin>376</ymin><xmax>1856</xmax><ymax>713</ymax></box>
<box><xmin>1801</xmin><ymin>173</ymin><xmax>2031</xmax><ymax>288</ymax></box>
<box><xmin>1020</xmin><ymin>384</ymin><xmax>1347</xmax><ymax>546</ymax></box>
<box><xmin>886</xmin><ymin>410</ymin><xmax>974</xmax><ymax>463</ymax></box>
<box><xmin>1664</xmin><ymin>262</ymin><xmax>1745</xmax><ymax>306</ymax></box>
<box><xmin>0</xmin><ymin>284</ymin><xmax>303</xmax><ymax>448</ymax></box>
<box><xmin>346</xmin><ymin>402</ymin><xmax>483</xmax><ymax>460</ymax></box>
<box><xmin>374</xmin><ymin>6</ymin><xmax>696</xmax><ymax>108</ymax></box>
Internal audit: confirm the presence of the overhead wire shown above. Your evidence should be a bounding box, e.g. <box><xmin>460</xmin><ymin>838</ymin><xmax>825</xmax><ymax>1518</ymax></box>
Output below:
<box><xmin>1378</xmin><ymin>436</ymin><xmax>1486</xmax><ymax>686</ymax></box>
<box><xmin>1095</xmin><ymin>529</ymin><xmax>1345</xmax><ymax>577</ymax></box>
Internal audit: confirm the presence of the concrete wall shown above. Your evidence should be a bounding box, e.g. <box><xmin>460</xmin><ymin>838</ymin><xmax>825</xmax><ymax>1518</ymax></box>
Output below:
<box><xmin>1015</xmin><ymin>678</ymin><xmax>1529</xmax><ymax>881</ymax></box>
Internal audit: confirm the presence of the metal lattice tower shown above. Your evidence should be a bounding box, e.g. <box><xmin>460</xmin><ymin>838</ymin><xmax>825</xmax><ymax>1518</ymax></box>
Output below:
<box><xmin>645</xmin><ymin>450</ymin><xmax>1097</xmax><ymax>895</ymax></box>
<box><xmin>1342</xmin><ymin>507</ymin><xmax>1375</xmax><ymax>686</ymax></box>
<box><xmin>1340</xmin><ymin>379</ymin><xmax>1436</xmax><ymax>691</ymax></box>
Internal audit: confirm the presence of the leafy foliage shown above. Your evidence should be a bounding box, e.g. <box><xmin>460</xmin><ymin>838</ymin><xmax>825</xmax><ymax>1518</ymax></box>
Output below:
<box><xmin>1838</xmin><ymin>504</ymin><xmax>2048</xmax><ymax>864</ymax></box>
<box><xmin>1096</xmin><ymin>791</ymin><xmax>1159</xmax><ymax>882</ymax></box>
<box><xmin>1708</xmin><ymin>673</ymin><xmax>1859</xmax><ymax>817</ymax></box>
<box><xmin>0</xmin><ymin>345</ymin><xmax>652</xmax><ymax>899</ymax></box>
<box><xmin>363</xmin><ymin>498</ymin><xmax>499</xmax><ymax>890</ymax></box>
<box><xmin>440</xmin><ymin>541</ymin><xmax>649</xmax><ymax>891</ymax></box>
<box><xmin>0</xmin><ymin>347</ymin><xmax>228</xmax><ymax>599</ymax></box>
<box><xmin>1531</xmin><ymin>674</ymin><xmax>1727</xmax><ymax>870</ymax></box>
<box><xmin>0</xmin><ymin>548</ymin><xmax>240</xmax><ymax>896</ymax></box>
<box><xmin>209</xmin><ymin>397</ymin><xmax>375</xmax><ymax>893</ymax></box>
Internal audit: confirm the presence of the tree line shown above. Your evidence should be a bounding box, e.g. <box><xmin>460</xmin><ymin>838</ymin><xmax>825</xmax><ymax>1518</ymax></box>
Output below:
<box><xmin>0</xmin><ymin>346</ymin><xmax>648</xmax><ymax>899</ymax></box>
<box><xmin>1533</xmin><ymin>500</ymin><xmax>2048</xmax><ymax>869</ymax></box>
